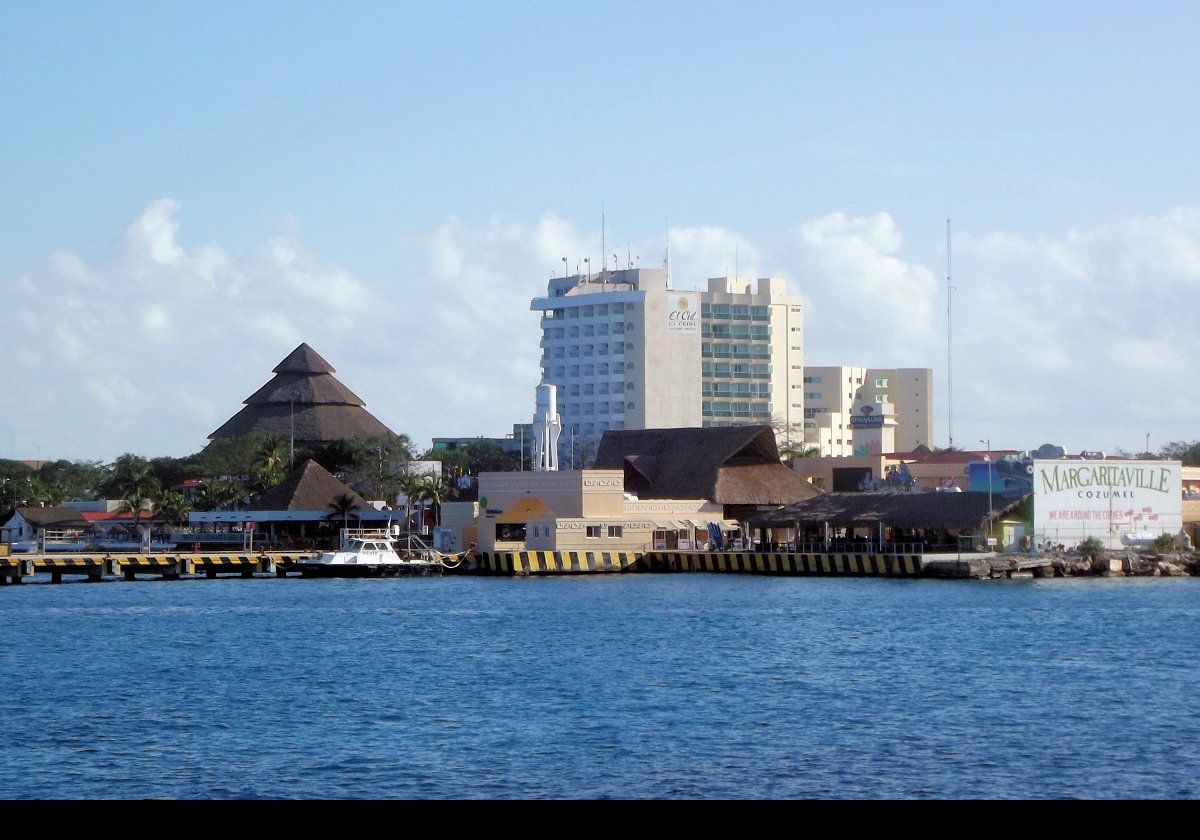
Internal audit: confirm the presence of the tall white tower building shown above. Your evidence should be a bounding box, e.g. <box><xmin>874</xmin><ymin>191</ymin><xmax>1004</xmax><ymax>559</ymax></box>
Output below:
<box><xmin>530</xmin><ymin>268</ymin><xmax>804</xmax><ymax>457</ymax></box>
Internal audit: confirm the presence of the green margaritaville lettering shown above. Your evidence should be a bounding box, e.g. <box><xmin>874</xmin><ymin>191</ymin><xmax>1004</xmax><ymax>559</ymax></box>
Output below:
<box><xmin>1038</xmin><ymin>464</ymin><xmax>1170</xmax><ymax>494</ymax></box>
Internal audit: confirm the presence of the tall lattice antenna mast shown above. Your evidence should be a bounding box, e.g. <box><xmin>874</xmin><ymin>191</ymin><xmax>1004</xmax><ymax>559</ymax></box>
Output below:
<box><xmin>601</xmin><ymin>203</ymin><xmax>606</xmax><ymax>271</ymax></box>
<box><xmin>947</xmin><ymin>218</ymin><xmax>955</xmax><ymax>449</ymax></box>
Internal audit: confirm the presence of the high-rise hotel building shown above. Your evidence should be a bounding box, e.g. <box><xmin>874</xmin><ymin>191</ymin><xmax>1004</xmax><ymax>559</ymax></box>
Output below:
<box><xmin>801</xmin><ymin>365</ymin><xmax>934</xmax><ymax>456</ymax></box>
<box><xmin>530</xmin><ymin>268</ymin><xmax>804</xmax><ymax>446</ymax></box>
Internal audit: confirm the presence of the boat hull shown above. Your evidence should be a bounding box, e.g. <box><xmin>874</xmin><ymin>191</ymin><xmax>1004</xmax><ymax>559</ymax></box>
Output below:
<box><xmin>296</xmin><ymin>562</ymin><xmax>443</xmax><ymax>578</ymax></box>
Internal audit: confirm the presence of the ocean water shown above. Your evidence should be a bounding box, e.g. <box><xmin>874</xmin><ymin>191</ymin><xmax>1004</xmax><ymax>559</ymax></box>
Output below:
<box><xmin>1</xmin><ymin>574</ymin><xmax>1197</xmax><ymax>799</ymax></box>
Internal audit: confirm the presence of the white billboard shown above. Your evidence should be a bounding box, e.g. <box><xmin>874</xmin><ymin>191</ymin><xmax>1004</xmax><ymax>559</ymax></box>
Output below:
<box><xmin>1032</xmin><ymin>460</ymin><xmax>1182</xmax><ymax>549</ymax></box>
<box><xmin>666</xmin><ymin>293</ymin><xmax>699</xmax><ymax>333</ymax></box>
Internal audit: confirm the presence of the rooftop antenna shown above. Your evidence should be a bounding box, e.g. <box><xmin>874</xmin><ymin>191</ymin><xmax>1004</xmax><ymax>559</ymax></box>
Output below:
<box><xmin>664</xmin><ymin>219</ymin><xmax>671</xmax><ymax>286</ymax></box>
<box><xmin>601</xmin><ymin>203</ymin><xmax>606</xmax><ymax>271</ymax></box>
<box><xmin>947</xmin><ymin>218</ymin><xmax>955</xmax><ymax>449</ymax></box>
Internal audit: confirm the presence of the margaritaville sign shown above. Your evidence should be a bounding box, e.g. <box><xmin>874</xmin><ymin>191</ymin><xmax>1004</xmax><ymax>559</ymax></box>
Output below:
<box><xmin>1032</xmin><ymin>459</ymin><xmax>1182</xmax><ymax>549</ymax></box>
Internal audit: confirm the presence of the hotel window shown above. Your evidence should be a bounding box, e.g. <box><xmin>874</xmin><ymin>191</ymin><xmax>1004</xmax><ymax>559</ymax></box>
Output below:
<box><xmin>608</xmin><ymin>526</ymin><xmax>623</xmax><ymax>538</ymax></box>
<box><xmin>626</xmin><ymin>401</ymin><xmax>636</xmax><ymax>410</ymax></box>
<box><xmin>875</xmin><ymin>394</ymin><xmax>887</xmax><ymax>404</ymax></box>
<box><xmin>625</xmin><ymin>322</ymin><xmax>635</xmax><ymax>332</ymax></box>
<box><xmin>581</xmin><ymin>306</ymin><xmax>593</xmax><ymax>317</ymax></box>
<box><xmin>567</xmin><ymin>308</ymin><xmax>579</xmax><ymax>319</ymax></box>
<box><xmin>875</xmin><ymin>378</ymin><xmax>888</xmax><ymax>388</ymax></box>
<box><xmin>586</xmin><ymin>526</ymin><xmax>602</xmax><ymax>539</ymax></box>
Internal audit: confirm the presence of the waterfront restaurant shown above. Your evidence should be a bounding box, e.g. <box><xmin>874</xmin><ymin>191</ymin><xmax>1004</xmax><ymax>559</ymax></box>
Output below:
<box><xmin>749</xmin><ymin>491</ymin><xmax>1031</xmax><ymax>554</ymax></box>
<box><xmin>185</xmin><ymin>459</ymin><xmax>393</xmax><ymax>548</ymax></box>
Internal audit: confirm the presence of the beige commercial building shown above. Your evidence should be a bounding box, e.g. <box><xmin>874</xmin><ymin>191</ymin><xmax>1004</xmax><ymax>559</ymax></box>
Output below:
<box><xmin>474</xmin><ymin>469</ymin><xmax>728</xmax><ymax>553</ymax></box>
<box><xmin>530</xmin><ymin>269</ymin><xmax>804</xmax><ymax>456</ymax></box>
<box><xmin>802</xmin><ymin>366</ymin><xmax>933</xmax><ymax>456</ymax></box>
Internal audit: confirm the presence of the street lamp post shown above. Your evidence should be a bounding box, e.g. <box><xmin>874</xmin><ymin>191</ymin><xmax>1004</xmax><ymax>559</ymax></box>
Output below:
<box><xmin>980</xmin><ymin>438</ymin><xmax>993</xmax><ymax>549</ymax></box>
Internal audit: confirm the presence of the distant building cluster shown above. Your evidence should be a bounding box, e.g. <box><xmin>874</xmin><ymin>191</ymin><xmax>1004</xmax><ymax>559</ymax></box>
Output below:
<box><xmin>528</xmin><ymin>267</ymin><xmax>931</xmax><ymax>458</ymax></box>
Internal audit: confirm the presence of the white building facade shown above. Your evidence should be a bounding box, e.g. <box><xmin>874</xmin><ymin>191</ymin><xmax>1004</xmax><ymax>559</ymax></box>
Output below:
<box><xmin>802</xmin><ymin>366</ymin><xmax>933</xmax><ymax>456</ymax></box>
<box><xmin>530</xmin><ymin>269</ymin><xmax>804</xmax><ymax>454</ymax></box>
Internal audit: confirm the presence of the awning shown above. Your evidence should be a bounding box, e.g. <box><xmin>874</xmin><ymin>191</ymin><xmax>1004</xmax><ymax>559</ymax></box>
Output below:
<box><xmin>496</xmin><ymin>497</ymin><xmax>553</xmax><ymax>524</ymax></box>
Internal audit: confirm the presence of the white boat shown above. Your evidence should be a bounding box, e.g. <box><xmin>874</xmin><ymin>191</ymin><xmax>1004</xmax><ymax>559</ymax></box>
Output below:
<box><xmin>299</xmin><ymin>526</ymin><xmax>465</xmax><ymax>577</ymax></box>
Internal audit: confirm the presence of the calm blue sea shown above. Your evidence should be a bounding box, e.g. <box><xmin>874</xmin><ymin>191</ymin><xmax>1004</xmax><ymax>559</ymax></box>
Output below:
<box><xmin>1</xmin><ymin>574</ymin><xmax>1197</xmax><ymax>799</ymax></box>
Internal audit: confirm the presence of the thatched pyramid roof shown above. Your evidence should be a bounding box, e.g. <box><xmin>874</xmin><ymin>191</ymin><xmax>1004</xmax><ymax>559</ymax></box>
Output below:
<box><xmin>209</xmin><ymin>343</ymin><xmax>395</xmax><ymax>444</ymax></box>
<box><xmin>248</xmin><ymin>460</ymin><xmax>372</xmax><ymax>512</ymax></box>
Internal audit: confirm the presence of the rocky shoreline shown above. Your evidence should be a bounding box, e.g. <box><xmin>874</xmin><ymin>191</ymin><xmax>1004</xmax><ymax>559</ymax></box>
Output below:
<box><xmin>922</xmin><ymin>549</ymin><xmax>1200</xmax><ymax>580</ymax></box>
<box><xmin>1051</xmin><ymin>549</ymin><xmax>1200</xmax><ymax>578</ymax></box>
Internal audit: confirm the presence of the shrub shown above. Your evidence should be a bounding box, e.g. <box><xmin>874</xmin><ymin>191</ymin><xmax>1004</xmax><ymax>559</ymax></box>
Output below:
<box><xmin>1152</xmin><ymin>533</ymin><xmax>1177</xmax><ymax>554</ymax></box>
<box><xmin>1078</xmin><ymin>536</ymin><xmax>1105</xmax><ymax>559</ymax></box>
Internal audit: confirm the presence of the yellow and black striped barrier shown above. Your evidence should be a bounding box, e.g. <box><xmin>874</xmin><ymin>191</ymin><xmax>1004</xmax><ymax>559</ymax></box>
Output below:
<box><xmin>471</xmin><ymin>550</ymin><xmax>922</xmax><ymax>577</ymax></box>
<box><xmin>186</xmin><ymin>555</ymin><xmax>261</xmax><ymax>577</ymax></box>
<box><xmin>0</xmin><ymin>556</ymin><xmax>33</xmax><ymax>584</ymax></box>
<box><xmin>474</xmin><ymin>550</ymin><xmax>640</xmax><ymax>576</ymax></box>
<box><xmin>641</xmin><ymin>551</ymin><xmax>921</xmax><ymax>576</ymax></box>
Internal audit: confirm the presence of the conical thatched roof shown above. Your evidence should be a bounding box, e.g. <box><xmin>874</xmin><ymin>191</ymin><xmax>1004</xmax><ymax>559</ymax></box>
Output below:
<box><xmin>248</xmin><ymin>460</ymin><xmax>372</xmax><ymax>512</ymax></box>
<box><xmin>209</xmin><ymin>343</ymin><xmax>395</xmax><ymax>444</ymax></box>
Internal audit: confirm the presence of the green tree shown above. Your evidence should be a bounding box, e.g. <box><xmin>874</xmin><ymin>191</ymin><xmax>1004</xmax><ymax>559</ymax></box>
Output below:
<box><xmin>1160</xmin><ymin>441</ymin><xmax>1200</xmax><ymax>466</ymax></box>
<box><xmin>311</xmin><ymin>439</ymin><xmax>359</xmax><ymax>475</ymax></box>
<box><xmin>418</xmin><ymin>475</ymin><xmax>458</xmax><ymax>527</ymax></box>
<box><xmin>37</xmin><ymin>459</ymin><xmax>108</xmax><ymax>500</ymax></box>
<box><xmin>326</xmin><ymin>493</ymin><xmax>360</xmax><ymax>531</ymax></box>
<box><xmin>155</xmin><ymin>490</ymin><xmax>192</xmax><ymax>528</ymax></box>
<box><xmin>256</xmin><ymin>434</ymin><xmax>288</xmax><ymax>475</ymax></box>
<box><xmin>395</xmin><ymin>473</ymin><xmax>426</xmax><ymax>531</ymax></box>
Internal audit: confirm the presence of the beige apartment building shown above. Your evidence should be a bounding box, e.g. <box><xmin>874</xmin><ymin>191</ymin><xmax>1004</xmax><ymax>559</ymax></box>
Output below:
<box><xmin>530</xmin><ymin>269</ymin><xmax>804</xmax><ymax>454</ymax></box>
<box><xmin>802</xmin><ymin>366</ymin><xmax>933</xmax><ymax>456</ymax></box>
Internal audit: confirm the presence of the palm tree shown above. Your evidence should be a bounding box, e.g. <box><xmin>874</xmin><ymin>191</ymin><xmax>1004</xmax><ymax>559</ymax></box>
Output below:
<box><xmin>154</xmin><ymin>490</ymin><xmax>192</xmax><ymax>528</ymax></box>
<box><xmin>779</xmin><ymin>442</ymin><xmax>821</xmax><ymax>466</ymax></box>
<box><xmin>248</xmin><ymin>469</ymin><xmax>282</xmax><ymax>497</ymax></box>
<box><xmin>120</xmin><ymin>489</ymin><xmax>155</xmax><ymax>535</ymax></box>
<box><xmin>419</xmin><ymin>475</ymin><xmax>458</xmax><ymax>528</ymax></box>
<box><xmin>194</xmin><ymin>483</ymin><xmax>226</xmax><ymax>512</ymax></box>
<box><xmin>326</xmin><ymin>493</ymin><xmax>360</xmax><ymax>532</ymax></box>
<box><xmin>256</xmin><ymin>435</ymin><xmax>288</xmax><ymax>476</ymax></box>
<box><xmin>313</xmin><ymin>440</ymin><xmax>358</xmax><ymax>475</ymax></box>
<box><xmin>395</xmin><ymin>473</ymin><xmax>425</xmax><ymax>532</ymax></box>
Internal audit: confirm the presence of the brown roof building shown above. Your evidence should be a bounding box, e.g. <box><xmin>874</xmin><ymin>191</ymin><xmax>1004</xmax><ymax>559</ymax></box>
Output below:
<box><xmin>247</xmin><ymin>460</ymin><xmax>372</xmax><ymax>513</ymax></box>
<box><xmin>209</xmin><ymin>343</ymin><xmax>395</xmax><ymax>445</ymax></box>
<box><xmin>593</xmin><ymin>425</ymin><xmax>820</xmax><ymax>519</ymax></box>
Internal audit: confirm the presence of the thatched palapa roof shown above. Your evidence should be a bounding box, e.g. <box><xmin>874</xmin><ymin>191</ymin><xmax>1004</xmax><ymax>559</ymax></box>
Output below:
<box><xmin>751</xmin><ymin>491</ymin><xmax>1028</xmax><ymax>530</ymax></box>
<box><xmin>593</xmin><ymin>425</ymin><xmax>820</xmax><ymax>506</ymax></box>
<box><xmin>209</xmin><ymin>343</ymin><xmax>394</xmax><ymax>444</ymax></box>
<box><xmin>248</xmin><ymin>459</ymin><xmax>371</xmax><ymax>512</ymax></box>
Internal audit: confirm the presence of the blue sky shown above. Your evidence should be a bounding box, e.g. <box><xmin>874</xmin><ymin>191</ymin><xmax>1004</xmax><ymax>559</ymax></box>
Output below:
<box><xmin>2</xmin><ymin>2</ymin><xmax>1198</xmax><ymax>461</ymax></box>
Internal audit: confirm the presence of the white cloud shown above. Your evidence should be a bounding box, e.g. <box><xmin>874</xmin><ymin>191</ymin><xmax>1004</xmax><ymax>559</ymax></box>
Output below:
<box><xmin>5</xmin><ymin>201</ymin><xmax>1199</xmax><ymax>461</ymax></box>
<box><xmin>787</xmin><ymin>211</ymin><xmax>940</xmax><ymax>364</ymax></box>
<box><xmin>953</xmin><ymin>206</ymin><xmax>1200</xmax><ymax>451</ymax></box>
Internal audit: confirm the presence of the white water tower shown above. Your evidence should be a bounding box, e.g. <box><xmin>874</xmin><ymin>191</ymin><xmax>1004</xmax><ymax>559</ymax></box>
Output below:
<box><xmin>532</xmin><ymin>383</ymin><xmax>562</xmax><ymax>471</ymax></box>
